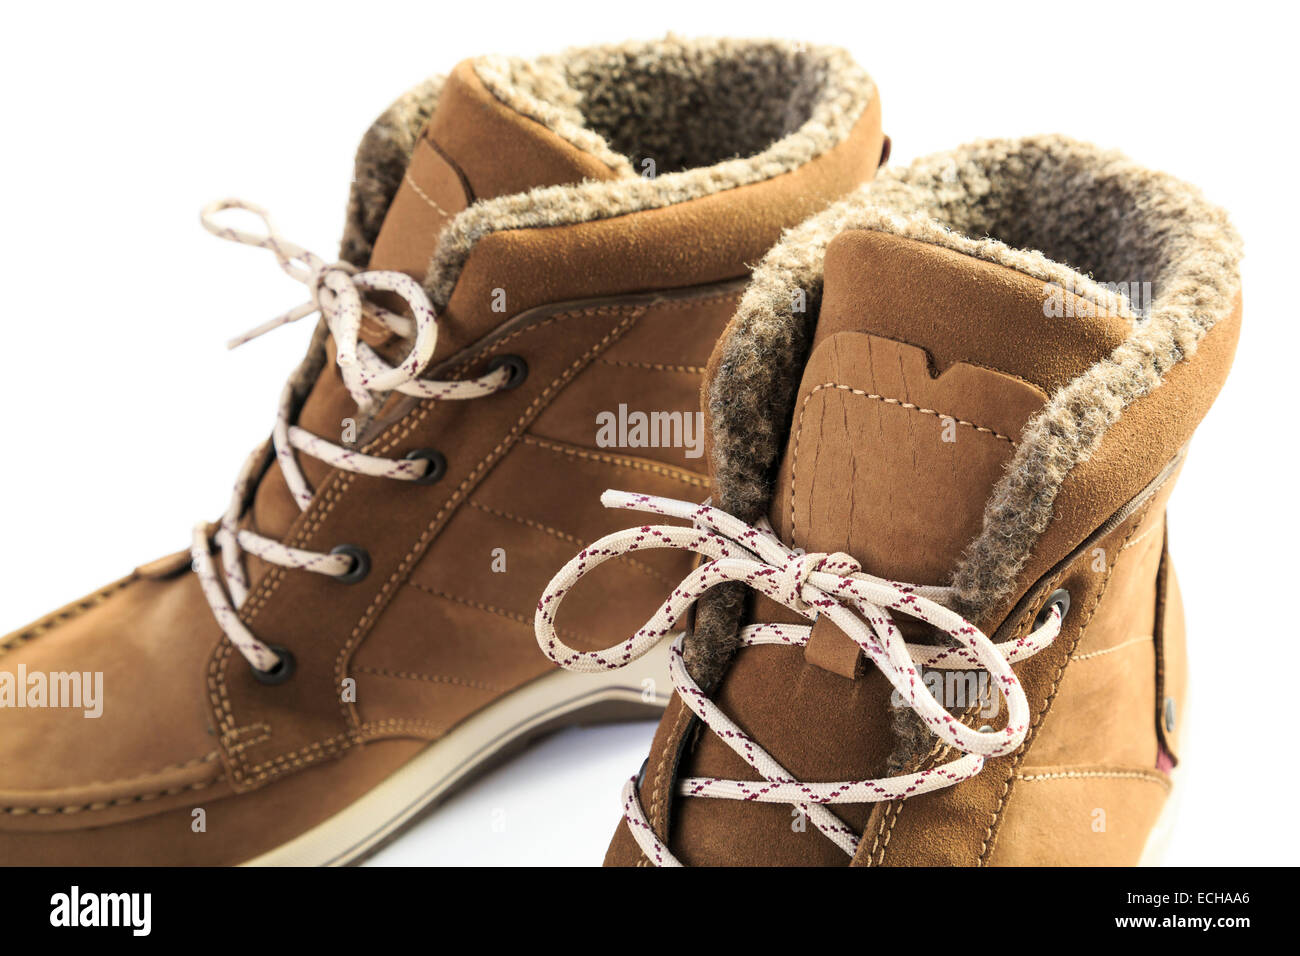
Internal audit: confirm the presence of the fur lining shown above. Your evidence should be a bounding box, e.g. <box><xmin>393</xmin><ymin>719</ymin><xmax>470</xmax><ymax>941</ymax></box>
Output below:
<box><xmin>692</xmin><ymin>134</ymin><xmax>1242</xmax><ymax>687</ymax></box>
<box><xmin>339</xmin><ymin>36</ymin><xmax>875</xmax><ymax>304</ymax></box>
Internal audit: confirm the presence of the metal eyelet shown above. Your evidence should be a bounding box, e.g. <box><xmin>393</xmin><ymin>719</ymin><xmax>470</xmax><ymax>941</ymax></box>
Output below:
<box><xmin>403</xmin><ymin>448</ymin><xmax>447</xmax><ymax>485</ymax></box>
<box><xmin>487</xmin><ymin>354</ymin><xmax>528</xmax><ymax>391</ymax></box>
<box><xmin>330</xmin><ymin>544</ymin><xmax>371</xmax><ymax>584</ymax></box>
<box><xmin>251</xmin><ymin>643</ymin><xmax>296</xmax><ymax>686</ymax></box>
<box><xmin>1034</xmin><ymin>588</ymin><xmax>1071</xmax><ymax>630</ymax></box>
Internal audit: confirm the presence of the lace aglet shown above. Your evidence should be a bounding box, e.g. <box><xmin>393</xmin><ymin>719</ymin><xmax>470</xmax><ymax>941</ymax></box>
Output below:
<box><xmin>225</xmin><ymin>302</ymin><xmax>316</xmax><ymax>351</ymax></box>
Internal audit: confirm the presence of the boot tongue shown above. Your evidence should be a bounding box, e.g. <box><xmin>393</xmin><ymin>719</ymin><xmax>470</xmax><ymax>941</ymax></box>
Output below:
<box><xmin>768</xmin><ymin>229</ymin><xmax>1134</xmax><ymax>587</ymax></box>
<box><xmin>366</xmin><ymin>58</ymin><xmax>621</xmax><ymax>281</ymax></box>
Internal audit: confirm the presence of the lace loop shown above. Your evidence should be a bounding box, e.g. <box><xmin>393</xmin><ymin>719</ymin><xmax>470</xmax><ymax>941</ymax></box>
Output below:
<box><xmin>534</xmin><ymin>490</ymin><xmax>1064</xmax><ymax>865</ymax></box>
<box><xmin>190</xmin><ymin>200</ymin><xmax>515</xmax><ymax>675</ymax></box>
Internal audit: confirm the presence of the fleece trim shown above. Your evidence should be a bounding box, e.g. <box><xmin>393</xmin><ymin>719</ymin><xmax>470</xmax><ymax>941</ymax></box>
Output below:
<box><xmin>689</xmin><ymin>134</ymin><xmax>1241</xmax><ymax>685</ymax></box>
<box><xmin>338</xmin><ymin>35</ymin><xmax>875</xmax><ymax>306</ymax></box>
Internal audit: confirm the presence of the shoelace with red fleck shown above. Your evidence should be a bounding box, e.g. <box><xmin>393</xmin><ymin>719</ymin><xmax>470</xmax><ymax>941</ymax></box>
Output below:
<box><xmin>534</xmin><ymin>490</ymin><xmax>1062</xmax><ymax>865</ymax></box>
<box><xmin>191</xmin><ymin>200</ymin><xmax>512</xmax><ymax>676</ymax></box>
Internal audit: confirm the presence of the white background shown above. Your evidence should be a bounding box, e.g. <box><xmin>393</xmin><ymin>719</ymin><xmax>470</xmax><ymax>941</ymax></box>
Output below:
<box><xmin>1</xmin><ymin>1</ymin><xmax>1293</xmax><ymax>866</ymax></box>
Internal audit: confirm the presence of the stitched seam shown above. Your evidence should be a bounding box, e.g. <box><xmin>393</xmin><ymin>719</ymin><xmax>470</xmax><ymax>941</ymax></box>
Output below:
<box><xmin>215</xmin><ymin>288</ymin><xmax>734</xmax><ymax>782</ymax></box>
<box><xmin>871</xmin><ymin>580</ymin><xmax>1057</xmax><ymax>865</ymax></box>
<box><xmin>224</xmin><ymin>730</ymin><xmax>272</xmax><ymax>754</ymax></box>
<box><xmin>597</xmin><ymin>358</ymin><xmax>706</xmax><ymax>374</ymax></box>
<box><xmin>873</xmin><ymin>728</ymin><xmax>953</xmax><ymax>865</ymax></box>
<box><xmin>221</xmin><ymin>722</ymin><xmax>270</xmax><ymax>743</ymax></box>
<box><xmin>0</xmin><ymin>579</ymin><xmax>135</xmax><ymax>656</ymax></box>
<box><xmin>327</xmin><ymin>309</ymin><xmax>643</xmax><ymax>740</ymax></box>
<box><xmin>978</xmin><ymin>506</ymin><xmax>1150</xmax><ymax>864</ymax></box>
<box><xmin>582</xmin><ymin>286</ymin><xmax>739</xmax><ymax>322</ymax></box>
<box><xmin>215</xmin><ymin>459</ymin><xmax>360</xmax><ymax>774</ymax></box>
<box><xmin>357</xmin><ymin>718</ymin><xmax>451</xmax><ymax>738</ymax></box>
<box><xmin>870</xmin><ymin>694</ymin><xmax>986</xmax><ymax>866</ymax></box>
<box><xmin>868</xmin><ymin>565</ymin><xmax>1057</xmax><ymax>866</ymax></box>
<box><xmin>405</xmin><ymin>579</ymin><xmax>586</xmax><ymax>644</ymax></box>
<box><xmin>1071</xmin><ymin>635</ymin><xmax>1153</xmax><ymax>662</ymax></box>
<box><xmin>969</xmin><ymin>568</ymin><xmax>1068</xmax><ymax>863</ymax></box>
<box><xmin>222</xmin><ymin>724</ymin><xmax>273</xmax><ymax>754</ymax></box>
<box><xmin>236</xmin><ymin>733</ymin><xmax>351</xmax><ymax>782</ymax></box>
<box><xmin>2</xmin><ymin>778</ymin><xmax>221</xmax><ymax>815</ymax></box>
<box><xmin>859</xmin><ymin>330</ymin><xmax>1048</xmax><ymax>397</ymax></box>
<box><xmin>331</xmin><ymin>310</ymin><xmax>641</xmax><ymax>718</ymax></box>
<box><xmin>217</xmin><ymin>310</ymin><xmax>600</xmax><ymax>744</ymax></box>
<box><xmin>448</xmin><ymin>307</ymin><xmax>639</xmax><ymax>370</ymax></box>
<box><xmin>8</xmin><ymin>751</ymin><xmax>221</xmax><ymax>794</ymax></box>
<box><xmin>649</xmin><ymin>288</ymin><xmax>742</xmax><ymax>310</ymax></box>
<box><xmin>355</xmin><ymin>665</ymin><xmax>505</xmax><ymax>693</ymax></box>
<box><xmin>792</xmin><ymin>383</ymin><xmax>1017</xmax><ymax>539</ymax></box>
<box><xmin>360</xmin><ymin>717</ymin><xmax>447</xmax><ymax>732</ymax></box>
<box><xmin>214</xmin><ymin>305</ymin><xmax>641</xmax><ymax>785</ymax></box>
<box><xmin>1120</xmin><ymin>517</ymin><xmax>1165</xmax><ymax>553</ymax></box>
<box><xmin>217</xmin><ymin>444</ymin><xmax>362</xmax><ymax>762</ymax></box>
<box><xmin>588</xmin><ymin>286</ymin><xmax>740</xmax><ymax>868</ymax></box>
<box><xmin>809</xmin><ymin>383</ymin><xmax>1018</xmax><ymax>443</ymax></box>
<box><xmin>522</xmin><ymin>435</ymin><xmax>708</xmax><ymax>487</ymax></box>
<box><xmin>468</xmin><ymin>499</ymin><xmax>677</xmax><ymax>587</ymax></box>
<box><xmin>404</xmin><ymin>171</ymin><xmax>449</xmax><ymax>217</ymax></box>
<box><xmin>868</xmin><ymin>801</ymin><xmax>902</xmax><ymax>865</ymax></box>
<box><xmin>1016</xmin><ymin>769</ymin><xmax>1171</xmax><ymax>790</ymax></box>
<box><xmin>651</xmin><ymin>701</ymin><xmax>693</xmax><ymax>839</ymax></box>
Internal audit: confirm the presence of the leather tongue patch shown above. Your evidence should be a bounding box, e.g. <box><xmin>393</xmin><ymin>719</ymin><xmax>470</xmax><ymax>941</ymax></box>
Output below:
<box><xmin>770</xmin><ymin>331</ymin><xmax>1048</xmax><ymax>676</ymax></box>
<box><xmin>805</xmin><ymin>613</ymin><xmax>865</xmax><ymax>680</ymax></box>
<box><xmin>366</xmin><ymin>135</ymin><xmax>471</xmax><ymax>286</ymax></box>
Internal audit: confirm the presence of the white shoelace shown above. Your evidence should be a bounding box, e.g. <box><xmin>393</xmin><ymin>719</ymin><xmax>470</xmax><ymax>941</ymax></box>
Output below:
<box><xmin>534</xmin><ymin>491</ymin><xmax>1063</xmax><ymax>865</ymax></box>
<box><xmin>191</xmin><ymin>200</ymin><xmax>512</xmax><ymax>675</ymax></box>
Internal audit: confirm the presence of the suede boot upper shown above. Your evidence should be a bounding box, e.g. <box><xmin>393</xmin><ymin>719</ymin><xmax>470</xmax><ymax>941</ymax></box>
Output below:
<box><xmin>0</xmin><ymin>36</ymin><xmax>884</xmax><ymax>865</ymax></box>
<box><xmin>595</xmin><ymin>135</ymin><xmax>1241</xmax><ymax>866</ymax></box>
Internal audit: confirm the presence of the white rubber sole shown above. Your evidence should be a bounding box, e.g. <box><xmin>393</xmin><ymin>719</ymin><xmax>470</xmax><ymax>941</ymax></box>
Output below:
<box><xmin>241</xmin><ymin>637</ymin><xmax>674</xmax><ymax>867</ymax></box>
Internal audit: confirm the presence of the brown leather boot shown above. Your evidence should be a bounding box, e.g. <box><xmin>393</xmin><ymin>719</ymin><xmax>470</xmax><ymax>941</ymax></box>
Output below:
<box><xmin>540</xmin><ymin>136</ymin><xmax>1241</xmax><ymax>866</ymax></box>
<box><xmin>0</xmin><ymin>37</ymin><xmax>884</xmax><ymax>865</ymax></box>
